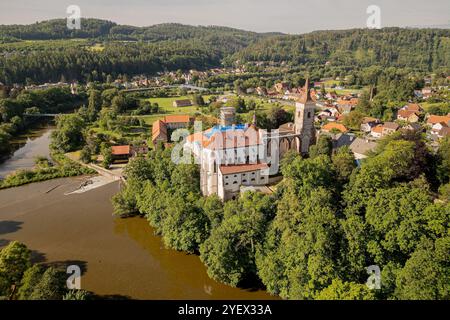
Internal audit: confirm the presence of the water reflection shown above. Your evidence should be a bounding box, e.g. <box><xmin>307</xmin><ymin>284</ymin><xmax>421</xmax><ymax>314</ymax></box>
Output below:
<box><xmin>0</xmin><ymin>123</ymin><xmax>55</xmax><ymax>178</ymax></box>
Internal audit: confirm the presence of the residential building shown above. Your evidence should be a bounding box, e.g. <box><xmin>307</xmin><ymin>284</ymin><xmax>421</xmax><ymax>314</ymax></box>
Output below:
<box><xmin>350</xmin><ymin>138</ymin><xmax>378</xmax><ymax>160</ymax></box>
<box><xmin>403</xmin><ymin>123</ymin><xmax>423</xmax><ymax>132</ymax></box>
<box><xmin>371</xmin><ymin>125</ymin><xmax>384</xmax><ymax>138</ymax></box>
<box><xmin>152</xmin><ymin>120</ymin><xmax>168</xmax><ymax>146</ymax></box>
<box><xmin>321</xmin><ymin>122</ymin><xmax>349</xmax><ymax>134</ymax></box>
<box><xmin>164</xmin><ymin>115</ymin><xmax>193</xmax><ymax>129</ymax></box>
<box><xmin>274</xmin><ymin>82</ymin><xmax>290</xmax><ymax>93</ymax></box>
<box><xmin>173</xmin><ymin>99</ymin><xmax>193</xmax><ymax>108</ymax></box>
<box><xmin>382</xmin><ymin>122</ymin><xmax>399</xmax><ymax>136</ymax></box>
<box><xmin>360</xmin><ymin>117</ymin><xmax>380</xmax><ymax>133</ymax></box>
<box><xmin>427</xmin><ymin>115</ymin><xmax>450</xmax><ymax>127</ymax></box>
<box><xmin>111</xmin><ymin>145</ymin><xmax>131</xmax><ymax>162</ymax></box>
<box><xmin>431</xmin><ymin>122</ymin><xmax>448</xmax><ymax>136</ymax></box>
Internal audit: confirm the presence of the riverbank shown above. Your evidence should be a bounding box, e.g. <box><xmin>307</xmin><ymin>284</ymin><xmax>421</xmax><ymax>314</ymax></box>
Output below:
<box><xmin>0</xmin><ymin>177</ymin><xmax>276</xmax><ymax>300</ymax></box>
<box><xmin>0</xmin><ymin>153</ymin><xmax>96</xmax><ymax>190</ymax></box>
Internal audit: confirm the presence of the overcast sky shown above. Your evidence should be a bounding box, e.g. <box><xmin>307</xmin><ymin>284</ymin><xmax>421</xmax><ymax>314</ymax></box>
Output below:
<box><xmin>0</xmin><ymin>0</ymin><xmax>449</xmax><ymax>34</ymax></box>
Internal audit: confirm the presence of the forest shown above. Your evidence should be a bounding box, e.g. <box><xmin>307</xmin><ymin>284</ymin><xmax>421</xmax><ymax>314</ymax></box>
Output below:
<box><xmin>0</xmin><ymin>19</ymin><xmax>449</xmax><ymax>84</ymax></box>
<box><xmin>110</xmin><ymin>132</ymin><xmax>450</xmax><ymax>300</ymax></box>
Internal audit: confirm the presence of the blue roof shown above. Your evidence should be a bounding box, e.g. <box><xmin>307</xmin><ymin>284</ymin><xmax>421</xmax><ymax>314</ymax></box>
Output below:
<box><xmin>204</xmin><ymin>124</ymin><xmax>247</xmax><ymax>139</ymax></box>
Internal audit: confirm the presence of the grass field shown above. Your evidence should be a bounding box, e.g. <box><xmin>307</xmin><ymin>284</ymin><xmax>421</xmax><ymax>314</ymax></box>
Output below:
<box><xmin>137</xmin><ymin>95</ymin><xmax>215</xmax><ymax>125</ymax></box>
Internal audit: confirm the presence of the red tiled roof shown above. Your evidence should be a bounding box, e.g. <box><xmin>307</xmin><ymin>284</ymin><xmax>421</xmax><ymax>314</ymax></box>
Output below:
<box><xmin>428</xmin><ymin>115</ymin><xmax>450</xmax><ymax>125</ymax></box>
<box><xmin>322</xmin><ymin>122</ymin><xmax>349</xmax><ymax>133</ymax></box>
<box><xmin>164</xmin><ymin>115</ymin><xmax>191</xmax><ymax>124</ymax></box>
<box><xmin>337</xmin><ymin>98</ymin><xmax>359</xmax><ymax>106</ymax></box>
<box><xmin>404</xmin><ymin>103</ymin><xmax>422</xmax><ymax>112</ymax></box>
<box><xmin>152</xmin><ymin>120</ymin><xmax>168</xmax><ymax>142</ymax></box>
<box><xmin>220</xmin><ymin>163</ymin><xmax>269</xmax><ymax>175</ymax></box>
<box><xmin>372</xmin><ymin>125</ymin><xmax>384</xmax><ymax>134</ymax></box>
<box><xmin>398</xmin><ymin>110</ymin><xmax>419</xmax><ymax>119</ymax></box>
<box><xmin>111</xmin><ymin>145</ymin><xmax>131</xmax><ymax>156</ymax></box>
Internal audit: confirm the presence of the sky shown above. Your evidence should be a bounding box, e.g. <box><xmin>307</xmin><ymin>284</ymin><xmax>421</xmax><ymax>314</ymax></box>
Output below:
<box><xmin>0</xmin><ymin>0</ymin><xmax>449</xmax><ymax>34</ymax></box>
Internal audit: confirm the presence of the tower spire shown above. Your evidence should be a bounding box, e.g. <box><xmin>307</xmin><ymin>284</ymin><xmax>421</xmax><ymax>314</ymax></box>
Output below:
<box><xmin>298</xmin><ymin>77</ymin><xmax>313</xmax><ymax>104</ymax></box>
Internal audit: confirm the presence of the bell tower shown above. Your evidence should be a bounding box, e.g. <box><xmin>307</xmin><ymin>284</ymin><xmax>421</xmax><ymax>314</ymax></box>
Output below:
<box><xmin>294</xmin><ymin>78</ymin><xmax>316</xmax><ymax>154</ymax></box>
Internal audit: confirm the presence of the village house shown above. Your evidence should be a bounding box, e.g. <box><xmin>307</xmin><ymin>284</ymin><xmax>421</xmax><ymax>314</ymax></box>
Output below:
<box><xmin>274</xmin><ymin>82</ymin><xmax>290</xmax><ymax>93</ymax></box>
<box><xmin>382</xmin><ymin>122</ymin><xmax>400</xmax><ymax>136</ymax></box>
<box><xmin>422</xmin><ymin>87</ymin><xmax>433</xmax><ymax>99</ymax></box>
<box><xmin>397</xmin><ymin>103</ymin><xmax>422</xmax><ymax>123</ymax></box>
<box><xmin>431</xmin><ymin>122</ymin><xmax>448</xmax><ymax>136</ymax></box>
<box><xmin>164</xmin><ymin>115</ymin><xmax>193</xmax><ymax>130</ymax></box>
<box><xmin>427</xmin><ymin>115</ymin><xmax>450</xmax><ymax>127</ymax></box>
<box><xmin>151</xmin><ymin>115</ymin><xmax>192</xmax><ymax>146</ymax></box>
<box><xmin>330</xmin><ymin>133</ymin><xmax>356</xmax><ymax>150</ymax></box>
<box><xmin>403</xmin><ymin>123</ymin><xmax>423</xmax><ymax>132</ymax></box>
<box><xmin>397</xmin><ymin>110</ymin><xmax>420</xmax><ymax>123</ymax></box>
<box><xmin>360</xmin><ymin>117</ymin><xmax>380</xmax><ymax>133</ymax></box>
<box><xmin>173</xmin><ymin>99</ymin><xmax>193</xmax><ymax>108</ymax></box>
<box><xmin>349</xmin><ymin>138</ymin><xmax>378</xmax><ymax>161</ymax></box>
<box><xmin>437</xmin><ymin>127</ymin><xmax>450</xmax><ymax>139</ymax></box>
<box><xmin>370</xmin><ymin>125</ymin><xmax>384</xmax><ymax>138</ymax></box>
<box><xmin>321</xmin><ymin>122</ymin><xmax>349</xmax><ymax>134</ymax></box>
<box><xmin>152</xmin><ymin>120</ymin><xmax>168</xmax><ymax>146</ymax></box>
<box><xmin>336</xmin><ymin>98</ymin><xmax>358</xmax><ymax>114</ymax></box>
<box><xmin>111</xmin><ymin>145</ymin><xmax>132</xmax><ymax>162</ymax></box>
<box><xmin>256</xmin><ymin>87</ymin><xmax>267</xmax><ymax>96</ymax></box>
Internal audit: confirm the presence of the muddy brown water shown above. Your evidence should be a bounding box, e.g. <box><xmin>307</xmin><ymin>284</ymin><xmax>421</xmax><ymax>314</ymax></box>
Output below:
<box><xmin>0</xmin><ymin>178</ymin><xmax>276</xmax><ymax>300</ymax></box>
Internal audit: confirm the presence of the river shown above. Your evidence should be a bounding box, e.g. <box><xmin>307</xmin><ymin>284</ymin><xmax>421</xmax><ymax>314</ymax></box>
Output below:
<box><xmin>0</xmin><ymin>123</ymin><xmax>55</xmax><ymax>178</ymax></box>
<box><xmin>0</xmin><ymin>128</ymin><xmax>275</xmax><ymax>300</ymax></box>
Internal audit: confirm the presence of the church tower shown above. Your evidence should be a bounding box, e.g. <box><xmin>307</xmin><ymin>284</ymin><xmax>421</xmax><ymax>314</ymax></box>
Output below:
<box><xmin>294</xmin><ymin>78</ymin><xmax>316</xmax><ymax>154</ymax></box>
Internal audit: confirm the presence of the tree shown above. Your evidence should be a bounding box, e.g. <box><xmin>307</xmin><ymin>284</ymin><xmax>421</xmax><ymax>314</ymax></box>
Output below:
<box><xmin>365</xmin><ymin>180</ymin><xmax>433</xmax><ymax>265</ymax></box>
<box><xmin>200</xmin><ymin>192</ymin><xmax>272</xmax><ymax>287</ymax></box>
<box><xmin>28</xmin><ymin>267</ymin><xmax>66</xmax><ymax>300</ymax></box>
<box><xmin>63</xmin><ymin>290</ymin><xmax>90</xmax><ymax>300</ymax></box>
<box><xmin>0</xmin><ymin>241</ymin><xmax>31</xmax><ymax>292</ymax></box>
<box><xmin>343</xmin><ymin>111</ymin><xmax>365</xmax><ymax>130</ymax></box>
<box><xmin>436</xmin><ymin>136</ymin><xmax>450</xmax><ymax>185</ymax></box>
<box><xmin>256</xmin><ymin>188</ymin><xmax>340</xmax><ymax>299</ymax></box>
<box><xmin>111</xmin><ymin>95</ymin><xmax>126</xmax><ymax>113</ymax></box>
<box><xmin>161</xmin><ymin>193</ymin><xmax>209</xmax><ymax>253</ymax></box>
<box><xmin>267</xmin><ymin>106</ymin><xmax>290</xmax><ymax>130</ymax></box>
<box><xmin>193</xmin><ymin>94</ymin><xmax>205</xmax><ymax>106</ymax></box>
<box><xmin>79</xmin><ymin>145</ymin><xmax>92</xmax><ymax>164</ymax></box>
<box><xmin>315</xmin><ymin>278</ymin><xmax>375</xmax><ymax>300</ymax></box>
<box><xmin>332</xmin><ymin>146</ymin><xmax>356</xmax><ymax>183</ymax></box>
<box><xmin>309</xmin><ymin>135</ymin><xmax>332</xmax><ymax>159</ymax></box>
<box><xmin>88</xmin><ymin>89</ymin><xmax>101</xmax><ymax>113</ymax></box>
<box><xmin>395</xmin><ymin>237</ymin><xmax>450</xmax><ymax>300</ymax></box>
<box><xmin>343</xmin><ymin>140</ymin><xmax>417</xmax><ymax>217</ymax></box>
<box><xmin>17</xmin><ymin>265</ymin><xmax>44</xmax><ymax>300</ymax></box>
<box><xmin>101</xmin><ymin>143</ymin><xmax>112</xmax><ymax>168</ymax></box>
<box><xmin>201</xmin><ymin>195</ymin><xmax>224</xmax><ymax>230</ymax></box>
<box><xmin>0</xmin><ymin>129</ymin><xmax>11</xmax><ymax>155</ymax></box>
<box><xmin>51</xmin><ymin>114</ymin><xmax>86</xmax><ymax>153</ymax></box>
